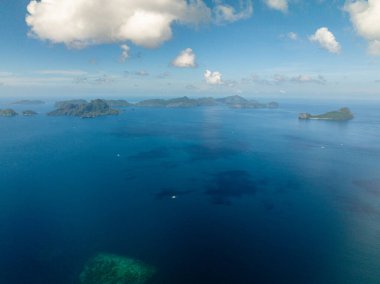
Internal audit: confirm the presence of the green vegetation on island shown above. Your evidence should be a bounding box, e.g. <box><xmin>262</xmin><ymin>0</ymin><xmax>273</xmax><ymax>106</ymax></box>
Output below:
<box><xmin>22</xmin><ymin>110</ymin><xmax>38</xmax><ymax>116</ymax></box>
<box><xmin>54</xmin><ymin>99</ymin><xmax>88</xmax><ymax>109</ymax></box>
<box><xmin>80</xmin><ymin>254</ymin><xmax>155</xmax><ymax>284</ymax></box>
<box><xmin>135</xmin><ymin>96</ymin><xmax>216</xmax><ymax>108</ymax></box>
<box><xmin>105</xmin><ymin>100</ymin><xmax>131</xmax><ymax>107</ymax></box>
<box><xmin>54</xmin><ymin>99</ymin><xmax>130</xmax><ymax>110</ymax></box>
<box><xmin>11</xmin><ymin>99</ymin><xmax>45</xmax><ymax>105</ymax></box>
<box><xmin>216</xmin><ymin>95</ymin><xmax>279</xmax><ymax>109</ymax></box>
<box><xmin>0</xmin><ymin>109</ymin><xmax>18</xmax><ymax>117</ymax></box>
<box><xmin>48</xmin><ymin>99</ymin><xmax>119</xmax><ymax>118</ymax></box>
<box><xmin>48</xmin><ymin>96</ymin><xmax>278</xmax><ymax>118</ymax></box>
<box><xmin>299</xmin><ymin>107</ymin><xmax>354</xmax><ymax>121</ymax></box>
<box><xmin>135</xmin><ymin>95</ymin><xmax>278</xmax><ymax>109</ymax></box>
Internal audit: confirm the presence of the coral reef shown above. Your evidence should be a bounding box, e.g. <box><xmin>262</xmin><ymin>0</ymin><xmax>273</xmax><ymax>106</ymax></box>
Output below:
<box><xmin>80</xmin><ymin>253</ymin><xmax>155</xmax><ymax>284</ymax></box>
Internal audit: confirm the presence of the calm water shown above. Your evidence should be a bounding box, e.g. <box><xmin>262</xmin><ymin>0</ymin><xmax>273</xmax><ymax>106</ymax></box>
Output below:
<box><xmin>0</xmin><ymin>100</ymin><xmax>380</xmax><ymax>284</ymax></box>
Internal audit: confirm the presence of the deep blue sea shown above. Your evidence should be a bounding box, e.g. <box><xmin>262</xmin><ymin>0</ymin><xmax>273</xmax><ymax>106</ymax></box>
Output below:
<box><xmin>0</xmin><ymin>99</ymin><xmax>380</xmax><ymax>284</ymax></box>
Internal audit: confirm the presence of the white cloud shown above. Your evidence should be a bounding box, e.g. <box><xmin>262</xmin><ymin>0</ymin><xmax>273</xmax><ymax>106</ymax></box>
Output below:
<box><xmin>368</xmin><ymin>40</ymin><xmax>380</xmax><ymax>56</ymax></box>
<box><xmin>172</xmin><ymin>48</ymin><xmax>197</xmax><ymax>68</ymax></box>
<box><xmin>26</xmin><ymin>0</ymin><xmax>211</xmax><ymax>49</ymax></box>
<box><xmin>291</xmin><ymin>75</ymin><xmax>326</xmax><ymax>84</ymax></box>
<box><xmin>287</xmin><ymin>32</ymin><xmax>298</xmax><ymax>40</ymax></box>
<box><xmin>345</xmin><ymin>0</ymin><xmax>380</xmax><ymax>56</ymax></box>
<box><xmin>309</xmin><ymin>27</ymin><xmax>341</xmax><ymax>54</ymax></box>
<box><xmin>120</xmin><ymin>44</ymin><xmax>130</xmax><ymax>62</ymax></box>
<box><xmin>213</xmin><ymin>1</ymin><xmax>253</xmax><ymax>23</ymax></box>
<box><xmin>74</xmin><ymin>74</ymin><xmax>114</xmax><ymax>85</ymax></box>
<box><xmin>264</xmin><ymin>0</ymin><xmax>288</xmax><ymax>13</ymax></box>
<box><xmin>204</xmin><ymin>70</ymin><xmax>222</xmax><ymax>85</ymax></box>
<box><xmin>242</xmin><ymin>73</ymin><xmax>327</xmax><ymax>85</ymax></box>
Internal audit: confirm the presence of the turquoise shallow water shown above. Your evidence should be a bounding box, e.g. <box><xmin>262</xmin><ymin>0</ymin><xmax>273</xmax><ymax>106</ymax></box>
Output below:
<box><xmin>0</xmin><ymin>100</ymin><xmax>380</xmax><ymax>283</ymax></box>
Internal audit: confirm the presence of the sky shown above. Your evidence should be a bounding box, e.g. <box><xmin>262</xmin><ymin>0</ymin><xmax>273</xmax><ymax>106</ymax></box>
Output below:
<box><xmin>0</xmin><ymin>0</ymin><xmax>379</xmax><ymax>99</ymax></box>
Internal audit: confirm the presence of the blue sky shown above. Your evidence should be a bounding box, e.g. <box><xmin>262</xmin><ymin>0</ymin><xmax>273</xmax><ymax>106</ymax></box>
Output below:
<box><xmin>0</xmin><ymin>0</ymin><xmax>379</xmax><ymax>99</ymax></box>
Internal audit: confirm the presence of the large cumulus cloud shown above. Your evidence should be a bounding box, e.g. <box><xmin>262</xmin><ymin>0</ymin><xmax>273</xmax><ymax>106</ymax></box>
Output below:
<box><xmin>26</xmin><ymin>0</ymin><xmax>211</xmax><ymax>48</ymax></box>
<box><xmin>309</xmin><ymin>27</ymin><xmax>341</xmax><ymax>54</ymax></box>
<box><xmin>345</xmin><ymin>0</ymin><xmax>380</xmax><ymax>55</ymax></box>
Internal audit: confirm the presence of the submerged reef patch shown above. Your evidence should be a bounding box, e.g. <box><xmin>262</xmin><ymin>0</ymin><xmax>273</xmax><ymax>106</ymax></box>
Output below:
<box><xmin>80</xmin><ymin>253</ymin><xmax>155</xmax><ymax>284</ymax></box>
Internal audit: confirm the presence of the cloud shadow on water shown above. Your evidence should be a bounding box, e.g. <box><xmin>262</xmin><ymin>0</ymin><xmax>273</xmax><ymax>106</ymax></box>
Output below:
<box><xmin>353</xmin><ymin>179</ymin><xmax>380</xmax><ymax>196</ymax></box>
<box><xmin>129</xmin><ymin>147</ymin><xmax>171</xmax><ymax>161</ymax></box>
<box><xmin>205</xmin><ymin>170</ymin><xmax>259</xmax><ymax>205</ymax></box>
<box><xmin>185</xmin><ymin>144</ymin><xmax>245</xmax><ymax>161</ymax></box>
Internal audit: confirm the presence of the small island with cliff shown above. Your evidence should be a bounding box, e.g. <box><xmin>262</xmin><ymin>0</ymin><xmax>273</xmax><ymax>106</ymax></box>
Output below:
<box><xmin>299</xmin><ymin>107</ymin><xmax>354</xmax><ymax>121</ymax></box>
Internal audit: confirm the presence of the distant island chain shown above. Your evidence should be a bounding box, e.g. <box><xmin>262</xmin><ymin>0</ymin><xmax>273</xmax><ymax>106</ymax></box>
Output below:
<box><xmin>0</xmin><ymin>95</ymin><xmax>353</xmax><ymax>121</ymax></box>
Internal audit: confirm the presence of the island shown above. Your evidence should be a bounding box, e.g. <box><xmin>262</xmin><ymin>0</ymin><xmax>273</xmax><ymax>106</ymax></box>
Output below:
<box><xmin>22</xmin><ymin>110</ymin><xmax>38</xmax><ymax>116</ymax></box>
<box><xmin>54</xmin><ymin>99</ymin><xmax>87</xmax><ymax>109</ymax></box>
<box><xmin>46</xmin><ymin>96</ymin><xmax>279</xmax><ymax>117</ymax></box>
<box><xmin>105</xmin><ymin>99</ymin><xmax>131</xmax><ymax>107</ymax></box>
<box><xmin>48</xmin><ymin>99</ymin><xmax>119</xmax><ymax>118</ymax></box>
<box><xmin>135</xmin><ymin>96</ymin><xmax>217</xmax><ymax>108</ymax></box>
<box><xmin>135</xmin><ymin>95</ymin><xmax>278</xmax><ymax>109</ymax></box>
<box><xmin>0</xmin><ymin>109</ymin><xmax>18</xmax><ymax>117</ymax></box>
<box><xmin>299</xmin><ymin>107</ymin><xmax>354</xmax><ymax>121</ymax></box>
<box><xmin>216</xmin><ymin>95</ymin><xmax>279</xmax><ymax>109</ymax></box>
<box><xmin>11</xmin><ymin>99</ymin><xmax>45</xmax><ymax>105</ymax></box>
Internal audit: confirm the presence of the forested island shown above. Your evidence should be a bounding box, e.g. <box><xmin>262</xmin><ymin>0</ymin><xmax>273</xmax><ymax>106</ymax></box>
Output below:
<box><xmin>48</xmin><ymin>99</ymin><xmax>119</xmax><ymax>118</ymax></box>
<box><xmin>22</xmin><ymin>110</ymin><xmax>38</xmax><ymax>116</ymax></box>
<box><xmin>0</xmin><ymin>109</ymin><xmax>38</xmax><ymax>117</ymax></box>
<box><xmin>0</xmin><ymin>109</ymin><xmax>18</xmax><ymax>117</ymax></box>
<box><xmin>135</xmin><ymin>95</ymin><xmax>278</xmax><ymax>109</ymax></box>
<box><xmin>46</xmin><ymin>96</ymin><xmax>279</xmax><ymax>119</ymax></box>
<box><xmin>2</xmin><ymin>97</ymin><xmax>357</xmax><ymax>122</ymax></box>
<box><xmin>299</xmin><ymin>107</ymin><xmax>354</xmax><ymax>121</ymax></box>
<box><xmin>1</xmin><ymin>96</ymin><xmax>279</xmax><ymax>119</ymax></box>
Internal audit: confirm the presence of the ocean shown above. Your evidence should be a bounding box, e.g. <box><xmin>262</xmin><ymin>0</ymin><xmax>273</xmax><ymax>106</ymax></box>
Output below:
<box><xmin>0</xmin><ymin>99</ymin><xmax>379</xmax><ymax>283</ymax></box>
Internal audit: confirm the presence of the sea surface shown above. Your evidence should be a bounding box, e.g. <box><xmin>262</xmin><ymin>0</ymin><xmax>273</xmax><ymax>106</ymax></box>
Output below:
<box><xmin>0</xmin><ymin>99</ymin><xmax>380</xmax><ymax>284</ymax></box>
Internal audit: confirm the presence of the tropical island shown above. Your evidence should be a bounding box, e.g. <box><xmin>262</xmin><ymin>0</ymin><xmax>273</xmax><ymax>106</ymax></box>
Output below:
<box><xmin>0</xmin><ymin>109</ymin><xmax>18</xmax><ymax>117</ymax></box>
<box><xmin>105</xmin><ymin>99</ymin><xmax>131</xmax><ymax>107</ymax></box>
<box><xmin>48</xmin><ymin>96</ymin><xmax>279</xmax><ymax>118</ymax></box>
<box><xmin>22</xmin><ymin>110</ymin><xmax>38</xmax><ymax>116</ymax></box>
<box><xmin>54</xmin><ymin>99</ymin><xmax>88</xmax><ymax>108</ymax></box>
<box><xmin>298</xmin><ymin>107</ymin><xmax>354</xmax><ymax>121</ymax></box>
<box><xmin>48</xmin><ymin>99</ymin><xmax>119</xmax><ymax>118</ymax></box>
<box><xmin>216</xmin><ymin>95</ymin><xmax>279</xmax><ymax>109</ymax></box>
<box><xmin>135</xmin><ymin>96</ymin><xmax>216</xmax><ymax>108</ymax></box>
<box><xmin>135</xmin><ymin>95</ymin><xmax>278</xmax><ymax>109</ymax></box>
